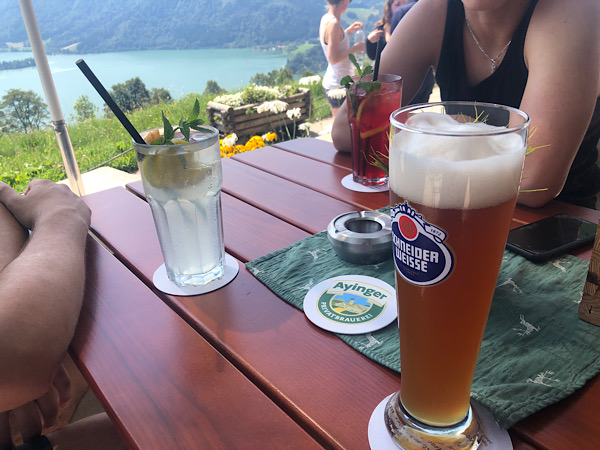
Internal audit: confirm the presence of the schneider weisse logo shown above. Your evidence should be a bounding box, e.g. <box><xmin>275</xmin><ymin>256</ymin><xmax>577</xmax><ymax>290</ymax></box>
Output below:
<box><xmin>391</xmin><ymin>202</ymin><xmax>454</xmax><ymax>286</ymax></box>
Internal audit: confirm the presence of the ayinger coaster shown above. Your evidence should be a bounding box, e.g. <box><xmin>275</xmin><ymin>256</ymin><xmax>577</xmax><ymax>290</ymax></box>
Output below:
<box><xmin>303</xmin><ymin>275</ymin><xmax>397</xmax><ymax>334</ymax></box>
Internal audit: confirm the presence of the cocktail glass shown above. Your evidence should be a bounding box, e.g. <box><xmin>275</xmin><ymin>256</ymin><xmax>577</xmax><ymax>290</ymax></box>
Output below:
<box><xmin>384</xmin><ymin>102</ymin><xmax>529</xmax><ymax>448</ymax></box>
<box><xmin>346</xmin><ymin>73</ymin><xmax>402</xmax><ymax>186</ymax></box>
<box><xmin>133</xmin><ymin>126</ymin><xmax>225</xmax><ymax>287</ymax></box>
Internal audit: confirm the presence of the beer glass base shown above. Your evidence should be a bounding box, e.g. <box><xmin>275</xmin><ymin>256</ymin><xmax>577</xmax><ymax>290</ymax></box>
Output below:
<box><xmin>383</xmin><ymin>391</ymin><xmax>482</xmax><ymax>449</ymax></box>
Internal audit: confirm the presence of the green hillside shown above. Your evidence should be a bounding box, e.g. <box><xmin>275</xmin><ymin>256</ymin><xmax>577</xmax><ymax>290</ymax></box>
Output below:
<box><xmin>1</xmin><ymin>0</ymin><xmax>382</xmax><ymax>53</ymax></box>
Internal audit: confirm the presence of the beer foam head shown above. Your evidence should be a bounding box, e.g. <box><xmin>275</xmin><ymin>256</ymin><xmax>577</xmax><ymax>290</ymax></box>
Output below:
<box><xmin>389</xmin><ymin>112</ymin><xmax>526</xmax><ymax>209</ymax></box>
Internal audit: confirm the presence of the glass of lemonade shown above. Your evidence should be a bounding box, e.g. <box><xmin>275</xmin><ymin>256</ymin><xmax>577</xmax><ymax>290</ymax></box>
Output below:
<box><xmin>384</xmin><ymin>102</ymin><xmax>529</xmax><ymax>448</ymax></box>
<box><xmin>133</xmin><ymin>126</ymin><xmax>225</xmax><ymax>287</ymax></box>
<box><xmin>346</xmin><ymin>73</ymin><xmax>402</xmax><ymax>186</ymax></box>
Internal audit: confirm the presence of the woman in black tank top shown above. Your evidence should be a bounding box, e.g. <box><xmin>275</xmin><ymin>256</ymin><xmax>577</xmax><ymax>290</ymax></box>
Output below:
<box><xmin>331</xmin><ymin>0</ymin><xmax>600</xmax><ymax>209</ymax></box>
<box><xmin>436</xmin><ymin>0</ymin><xmax>600</xmax><ymax>208</ymax></box>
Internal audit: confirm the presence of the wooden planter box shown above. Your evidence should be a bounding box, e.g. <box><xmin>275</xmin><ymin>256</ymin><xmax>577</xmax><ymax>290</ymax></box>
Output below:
<box><xmin>206</xmin><ymin>88</ymin><xmax>311</xmax><ymax>140</ymax></box>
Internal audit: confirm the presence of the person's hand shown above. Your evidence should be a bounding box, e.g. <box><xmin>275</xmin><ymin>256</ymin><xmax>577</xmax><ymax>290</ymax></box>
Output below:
<box><xmin>0</xmin><ymin>180</ymin><xmax>90</xmax><ymax>231</ymax></box>
<box><xmin>351</xmin><ymin>41</ymin><xmax>366</xmax><ymax>54</ymax></box>
<box><xmin>368</xmin><ymin>29</ymin><xmax>384</xmax><ymax>43</ymax></box>
<box><xmin>346</xmin><ymin>21</ymin><xmax>363</xmax><ymax>35</ymax></box>
<box><xmin>0</xmin><ymin>364</ymin><xmax>71</xmax><ymax>447</ymax></box>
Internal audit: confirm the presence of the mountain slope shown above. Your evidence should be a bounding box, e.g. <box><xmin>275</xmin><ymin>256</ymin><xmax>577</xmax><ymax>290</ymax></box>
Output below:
<box><xmin>1</xmin><ymin>0</ymin><xmax>381</xmax><ymax>53</ymax></box>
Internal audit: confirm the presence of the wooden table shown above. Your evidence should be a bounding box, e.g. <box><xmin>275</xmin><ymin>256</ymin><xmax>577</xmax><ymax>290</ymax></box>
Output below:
<box><xmin>71</xmin><ymin>137</ymin><xmax>600</xmax><ymax>449</ymax></box>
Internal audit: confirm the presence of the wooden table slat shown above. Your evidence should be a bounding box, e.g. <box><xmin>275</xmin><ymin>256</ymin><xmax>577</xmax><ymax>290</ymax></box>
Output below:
<box><xmin>273</xmin><ymin>137</ymin><xmax>352</xmax><ymax>170</ymax></box>
<box><xmin>71</xmin><ymin>235</ymin><xmax>319</xmax><ymax>449</ymax></box>
<box><xmin>221</xmin><ymin>157</ymin><xmax>360</xmax><ymax>234</ymax></box>
<box><xmin>122</xmin><ymin>183</ymin><xmax>311</xmax><ymax>262</ymax></box>
<box><xmin>232</xmin><ymin>146</ymin><xmax>389</xmax><ymax>211</ymax></box>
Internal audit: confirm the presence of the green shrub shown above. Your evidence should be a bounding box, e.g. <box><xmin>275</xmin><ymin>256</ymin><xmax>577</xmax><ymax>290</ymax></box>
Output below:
<box><xmin>0</xmin><ymin>84</ymin><xmax>331</xmax><ymax>193</ymax></box>
<box><xmin>0</xmin><ymin>93</ymin><xmax>209</xmax><ymax>192</ymax></box>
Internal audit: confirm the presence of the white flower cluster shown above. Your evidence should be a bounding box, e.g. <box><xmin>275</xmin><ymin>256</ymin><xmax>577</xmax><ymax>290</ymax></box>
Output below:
<box><xmin>256</xmin><ymin>100</ymin><xmax>289</xmax><ymax>114</ymax></box>
<box><xmin>298</xmin><ymin>123</ymin><xmax>310</xmax><ymax>131</ymax></box>
<box><xmin>253</xmin><ymin>85</ymin><xmax>284</xmax><ymax>98</ymax></box>
<box><xmin>286</xmin><ymin>108</ymin><xmax>301</xmax><ymax>120</ymax></box>
<box><xmin>326</xmin><ymin>88</ymin><xmax>346</xmax><ymax>100</ymax></box>
<box><xmin>222</xmin><ymin>133</ymin><xmax>238</xmax><ymax>147</ymax></box>
<box><xmin>213</xmin><ymin>92</ymin><xmax>245</xmax><ymax>107</ymax></box>
<box><xmin>214</xmin><ymin>86</ymin><xmax>285</xmax><ymax>108</ymax></box>
<box><xmin>298</xmin><ymin>75</ymin><xmax>322</xmax><ymax>86</ymax></box>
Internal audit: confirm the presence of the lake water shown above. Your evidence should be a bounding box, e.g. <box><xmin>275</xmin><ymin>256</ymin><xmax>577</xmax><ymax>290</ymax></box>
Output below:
<box><xmin>0</xmin><ymin>48</ymin><xmax>288</xmax><ymax>120</ymax></box>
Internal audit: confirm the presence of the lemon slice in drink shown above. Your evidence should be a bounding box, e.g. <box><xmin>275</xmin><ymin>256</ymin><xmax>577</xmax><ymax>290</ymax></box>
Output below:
<box><xmin>360</xmin><ymin>124</ymin><xmax>390</xmax><ymax>139</ymax></box>
<box><xmin>142</xmin><ymin>146</ymin><xmax>183</xmax><ymax>189</ymax></box>
<box><xmin>355</xmin><ymin>97</ymin><xmax>369</xmax><ymax>124</ymax></box>
<box><xmin>143</xmin><ymin>128</ymin><xmax>161</xmax><ymax>144</ymax></box>
<box><xmin>355</xmin><ymin>94</ymin><xmax>390</xmax><ymax>139</ymax></box>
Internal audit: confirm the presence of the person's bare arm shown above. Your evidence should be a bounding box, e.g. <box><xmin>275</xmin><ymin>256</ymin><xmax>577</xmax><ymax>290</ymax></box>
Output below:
<box><xmin>332</xmin><ymin>0</ymin><xmax>446</xmax><ymax>152</ymax></box>
<box><xmin>0</xmin><ymin>180</ymin><xmax>91</xmax><ymax>411</ymax></box>
<box><xmin>323</xmin><ymin>19</ymin><xmax>365</xmax><ymax>65</ymax></box>
<box><xmin>517</xmin><ymin>0</ymin><xmax>600</xmax><ymax>207</ymax></box>
<box><xmin>0</xmin><ymin>203</ymin><xmax>28</xmax><ymax>272</ymax></box>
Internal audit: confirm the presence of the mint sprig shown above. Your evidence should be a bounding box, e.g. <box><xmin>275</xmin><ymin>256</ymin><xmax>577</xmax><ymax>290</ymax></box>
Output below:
<box><xmin>340</xmin><ymin>54</ymin><xmax>380</xmax><ymax>94</ymax></box>
<box><xmin>341</xmin><ymin>55</ymin><xmax>382</xmax><ymax>117</ymax></box>
<box><xmin>151</xmin><ymin>98</ymin><xmax>211</xmax><ymax>145</ymax></box>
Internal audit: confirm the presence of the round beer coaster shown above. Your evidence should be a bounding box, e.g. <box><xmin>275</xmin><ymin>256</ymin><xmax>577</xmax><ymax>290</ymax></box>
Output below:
<box><xmin>152</xmin><ymin>254</ymin><xmax>239</xmax><ymax>296</ymax></box>
<box><xmin>303</xmin><ymin>275</ymin><xmax>396</xmax><ymax>334</ymax></box>
<box><xmin>368</xmin><ymin>395</ymin><xmax>512</xmax><ymax>450</ymax></box>
<box><xmin>341</xmin><ymin>174</ymin><xmax>389</xmax><ymax>193</ymax></box>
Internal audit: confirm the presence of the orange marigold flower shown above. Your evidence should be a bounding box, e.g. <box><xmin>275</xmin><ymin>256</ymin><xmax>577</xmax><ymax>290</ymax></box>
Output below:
<box><xmin>263</xmin><ymin>132</ymin><xmax>278</xmax><ymax>142</ymax></box>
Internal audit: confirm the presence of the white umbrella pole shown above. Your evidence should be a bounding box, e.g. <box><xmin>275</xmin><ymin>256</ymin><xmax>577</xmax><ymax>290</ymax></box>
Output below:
<box><xmin>18</xmin><ymin>0</ymin><xmax>85</xmax><ymax>196</ymax></box>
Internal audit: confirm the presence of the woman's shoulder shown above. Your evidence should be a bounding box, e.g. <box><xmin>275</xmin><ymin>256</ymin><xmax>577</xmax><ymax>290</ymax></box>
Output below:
<box><xmin>523</xmin><ymin>0</ymin><xmax>600</xmax><ymax>107</ymax></box>
<box><xmin>398</xmin><ymin>0</ymin><xmax>448</xmax><ymax>29</ymax></box>
<box><xmin>392</xmin><ymin>0</ymin><xmax>447</xmax><ymax>42</ymax></box>
<box><xmin>528</xmin><ymin>0</ymin><xmax>599</xmax><ymax>33</ymax></box>
<box><xmin>526</xmin><ymin>0</ymin><xmax>599</xmax><ymax>59</ymax></box>
<box><xmin>321</xmin><ymin>13</ymin><xmax>339</xmax><ymax>27</ymax></box>
<box><xmin>321</xmin><ymin>13</ymin><xmax>344</xmax><ymax>41</ymax></box>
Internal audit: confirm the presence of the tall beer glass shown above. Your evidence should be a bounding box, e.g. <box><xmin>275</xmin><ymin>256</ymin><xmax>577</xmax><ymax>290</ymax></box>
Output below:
<box><xmin>385</xmin><ymin>102</ymin><xmax>529</xmax><ymax>448</ymax></box>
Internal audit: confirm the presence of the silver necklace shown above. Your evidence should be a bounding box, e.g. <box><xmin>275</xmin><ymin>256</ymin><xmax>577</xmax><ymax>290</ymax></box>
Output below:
<box><xmin>465</xmin><ymin>17</ymin><xmax>511</xmax><ymax>74</ymax></box>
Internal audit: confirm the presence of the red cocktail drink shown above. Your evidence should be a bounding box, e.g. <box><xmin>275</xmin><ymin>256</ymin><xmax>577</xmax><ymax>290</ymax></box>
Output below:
<box><xmin>346</xmin><ymin>74</ymin><xmax>402</xmax><ymax>186</ymax></box>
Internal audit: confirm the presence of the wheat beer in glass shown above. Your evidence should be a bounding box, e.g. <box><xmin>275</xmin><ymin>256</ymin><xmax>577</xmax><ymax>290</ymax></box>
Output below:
<box><xmin>384</xmin><ymin>102</ymin><xmax>529</xmax><ymax>448</ymax></box>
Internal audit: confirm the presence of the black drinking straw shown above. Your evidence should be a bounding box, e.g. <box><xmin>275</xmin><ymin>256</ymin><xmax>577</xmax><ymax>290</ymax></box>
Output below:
<box><xmin>76</xmin><ymin>59</ymin><xmax>145</xmax><ymax>144</ymax></box>
<box><xmin>372</xmin><ymin>36</ymin><xmax>384</xmax><ymax>82</ymax></box>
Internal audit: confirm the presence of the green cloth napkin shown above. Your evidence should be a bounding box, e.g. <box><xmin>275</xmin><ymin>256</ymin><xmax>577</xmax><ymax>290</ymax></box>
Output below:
<box><xmin>246</xmin><ymin>230</ymin><xmax>600</xmax><ymax>429</ymax></box>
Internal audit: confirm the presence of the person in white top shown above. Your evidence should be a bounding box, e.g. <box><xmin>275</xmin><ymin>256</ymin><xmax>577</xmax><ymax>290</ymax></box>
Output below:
<box><xmin>320</xmin><ymin>0</ymin><xmax>366</xmax><ymax>117</ymax></box>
